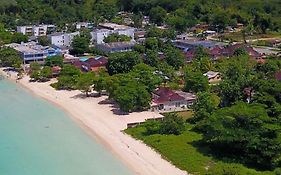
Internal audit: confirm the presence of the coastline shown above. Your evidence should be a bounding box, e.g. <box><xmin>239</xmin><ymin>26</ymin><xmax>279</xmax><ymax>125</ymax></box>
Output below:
<box><xmin>0</xmin><ymin>69</ymin><xmax>188</xmax><ymax>175</ymax></box>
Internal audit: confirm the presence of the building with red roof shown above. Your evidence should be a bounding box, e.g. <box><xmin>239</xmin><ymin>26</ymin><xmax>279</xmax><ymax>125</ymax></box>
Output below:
<box><xmin>72</xmin><ymin>56</ymin><xmax>108</xmax><ymax>72</ymax></box>
<box><xmin>151</xmin><ymin>87</ymin><xmax>196</xmax><ymax>112</ymax></box>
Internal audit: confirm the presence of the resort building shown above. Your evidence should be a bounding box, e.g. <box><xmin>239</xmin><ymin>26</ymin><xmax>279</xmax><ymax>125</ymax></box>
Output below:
<box><xmin>90</xmin><ymin>23</ymin><xmax>135</xmax><ymax>44</ymax></box>
<box><xmin>96</xmin><ymin>41</ymin><xmax>136</xmax><ymax>53</ymax></box>
<box><xmin>48</xmin><ymin>32</ymin><xmax>80</xmax><ymax>47</ymax></box>
<box><xmin>5</xmin><ymin>42</ymin><xmax>61</xmax><ymax>63</ymax></box>
<box><xmin>151</xmin><ymin>87</ymin><xmax>196</xmax><ymax>112</ymax></box>
<box><xmin>17</xmin><ymin>25</ymin><xmax>56</xmax><ymax>36</ymax></box>
<box><xmin>203</xmin><ymin>71</ymin><xmax>221</xmax><ymax>83</ymax></box>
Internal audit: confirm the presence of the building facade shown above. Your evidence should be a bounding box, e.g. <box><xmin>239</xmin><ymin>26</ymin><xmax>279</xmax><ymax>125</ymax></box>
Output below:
<box><xmin>48</xmin><ymin>32</ymin><xmax>80</xmax><ymax>47</ymax></box>
<box><xmin>17</xmin><ymin>25</ymin><xmax>56</xmax><ymax>36</ymax></box>
<box><xmin>5</xmin><ymin>42</ymin><xmax>61</xmax><ymax>63</ymax></box>
<box><xmin>151</xmin><ymin>87</ymin><xmax>196</xmax><ymax>112</ymax></box>
<box><xmin>90</xmin><ymin>23</ymin><xmax>135</xmax><ymax>44</ymax></box>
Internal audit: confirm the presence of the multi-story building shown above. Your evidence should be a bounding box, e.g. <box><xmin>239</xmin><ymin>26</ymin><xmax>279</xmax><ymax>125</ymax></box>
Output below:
<box><xmin>90</xmin><ymin>23</ymin><xmax>135</xmax><ymax>44</ymax></box>
<box><xmin>17</xmin><ymin>25</ymin><xmax>56</xmax><ymax>36</ymax></box>
<box><xmin>48</xmin><ymin>32</ymin><xmax>80</xmax><ymax>47</ymax></box>
<box><xmin>5</xmin><ymin>42</ymin><xmax>61</xmax><ymax>63</ymax></box>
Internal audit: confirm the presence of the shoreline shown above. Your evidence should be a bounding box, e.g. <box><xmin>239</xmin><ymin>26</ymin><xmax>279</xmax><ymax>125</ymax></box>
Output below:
<box><xmin>0</xmin><ymin>68</ymin><xmax>188</xmax><ymax>175</ymax></box>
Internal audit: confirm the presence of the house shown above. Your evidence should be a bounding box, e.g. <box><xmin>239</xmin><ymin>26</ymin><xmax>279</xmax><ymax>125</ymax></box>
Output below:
<box><xmin>203</xmin><ymin>71</ymin><xmax>221</xmax><ymax>83</ymax></box>
<box><xmin>17</xmin><ymin>25</ymin><xmax>56</xmax><ymax>36</ymax></box>
<box><xmin>72</xmin><ymin>56</ymin><xmax>108</xmax><ymax>72</ymax></box>
<box><xmin>222</xmin><ymin>44</ymin><xmax>261</xmax><ymax>58</ymax></box>
<box><xmin>48</xmin><ymin>32</ymin><xmax>80</xmax><ymax>47</ymax></box>
<box><xmin>90</xmin><ymin>23</ymin><xmax>135</xmax><ymax>44</ymax></box>
<box><xmin>5</xmin><ymin>42</ymin><xmax>61</xmax><ymax>63</ymax></box>
<box><xmin>96</xmin><ymin>41</ymin><xmax>136</xmax><ymax>53</ymax></box>
<box><xmin>151</xmin><ymin>87</ymin><xmax>196</xmax><ymax>112</ymax></box>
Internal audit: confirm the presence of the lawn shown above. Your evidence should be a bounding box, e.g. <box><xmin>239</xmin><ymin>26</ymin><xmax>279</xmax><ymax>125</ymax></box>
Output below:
<box><xmin>162</xmin><ymin>110</ymin><xmax>194</xmax><ymax>120</ymax></box>
<box><xmin>125</xmin><ymin>124</ymin><xmax>275</xmax><ymax>175</ymax></box>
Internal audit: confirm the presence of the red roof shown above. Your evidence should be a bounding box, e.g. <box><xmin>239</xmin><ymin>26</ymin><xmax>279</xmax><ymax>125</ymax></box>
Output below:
<box><xmin>152</xmin><ymin>87</ymin><xmax>185</xmax><ymax>104</ymax></box>
<box><xmin>85</xmin><ymin>57</ymin><xmax>108</xmax><ymax>68</ymax></box>
<box><xmin>209</xmin><ymin>46</ymin><xmax>223</xmax><ymax>58</ymax></box>
<box><xmin>72</xmin><ymin>57</ymin><xmax>108</xmax><ymax>72</ymax></box>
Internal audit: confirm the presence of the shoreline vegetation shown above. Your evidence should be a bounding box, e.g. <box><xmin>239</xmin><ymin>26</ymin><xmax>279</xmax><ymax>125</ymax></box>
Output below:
<box><xmin>0</xmin><ymin>68</ymin><xmax>188</xmax><ymax>175</ymax></box>
<box><xmin>125</xmin><ymin>123</ymin><xmax>274</xmax><ymax>175</ymax></box>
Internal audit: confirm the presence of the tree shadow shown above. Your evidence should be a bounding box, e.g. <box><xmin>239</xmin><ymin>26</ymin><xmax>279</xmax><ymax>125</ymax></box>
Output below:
<box><xmin>190</xmin><ymin>140</ymin><xmax>269</xmax><ymax>171</ymax></box>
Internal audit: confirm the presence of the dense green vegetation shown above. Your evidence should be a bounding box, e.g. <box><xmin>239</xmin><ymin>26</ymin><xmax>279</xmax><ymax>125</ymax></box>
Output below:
<box><xmin>125</xmin><ymin>53</ymin><xmax>281</xmax><ymax>174</ymax></box>
<box><xmin>0</xmin><ymin>23</ymin><xmax>27</xmax><ymax>45</ymax></box>
<box><xmin>103</xmin><ymin>33</ymin><xmax>131</xmax><ymax>43</ymax></box>
<box><xmin>125</xmin><ymin>121</ymin><xmax>274</xmax><ymax>175</ymax></box>
<box><xmin>0</xmin><ymin>47</ymin><xmax>22</xmax><ymax>69</ymax></box>
<box><xmin>0</xmin><ymin>0</ymin><xmax>280</xmax><ymax>34</ymax></box>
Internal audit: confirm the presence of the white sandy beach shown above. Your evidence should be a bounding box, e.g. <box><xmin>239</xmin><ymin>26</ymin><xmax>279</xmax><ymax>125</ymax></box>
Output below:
<box><xmin>0</xmin><ymin>69</ymin><xmax>188</xmax><ymax>175</ymax></box>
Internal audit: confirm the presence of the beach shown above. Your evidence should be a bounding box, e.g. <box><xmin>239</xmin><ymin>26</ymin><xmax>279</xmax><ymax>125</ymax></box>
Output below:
<box><xmin>0</xmin><ymin>68</ymin><xmax>188</xmax><ymax>175</ymax></box>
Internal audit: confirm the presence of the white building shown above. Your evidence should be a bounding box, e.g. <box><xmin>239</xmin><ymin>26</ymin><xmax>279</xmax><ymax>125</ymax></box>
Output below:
<box><xmin>48</xmin><ymin>32</ymin><xmax>80</xmax><ymax>47</ymax></box>
<box><xmin>17</xmin><ymin>25</ymin><xmax>56</xmax><ymax>36</ymax></box>
<box><xmin>90</xmin><ymin>23</ymin><xmax>135</xmax><ymax>44</ymax></box>
<box><xmin>76</xmin><ymin>22</ymin><xmax>94</xmax><ymax>30</ymax></box>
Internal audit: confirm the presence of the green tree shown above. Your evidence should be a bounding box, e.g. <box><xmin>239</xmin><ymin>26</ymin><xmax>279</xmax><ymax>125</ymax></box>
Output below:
<box><xmin>144</xmin><ymin>119</ymin><xmax>161</xmax><ymax>135</ymax></box>
<box><xmin>197</xmin><ymin>102</ymin><xmax>281</xmax><ymax>170</ymax></box>
<box><xmin>107</xmin><ymin>51</ymin><xmax>142</xmax><ymax>75</ymax></box>
<box><xmin>70</xmin><ymin>35</ymin><xmax>90</xmax><ymax>55</ymax></box>
<box><xmin>144</xmin><ymin>37</ymin><xmax>159</xmax><ymax>51</ymax></box>
<box><xmin>11</xmin><ymin>32</ymin><xmax>28</xmax><ymax>44</ymax></box>
<box><xmin>164</xmin><ymin>46</ymin><xmax>185</xmax><ymax>70</ymax></box>
<box><xmin>144</xmin><ymin>50</ymin><xmax>160</xmax><ymax>67</ymax></box>
<box><xmin>29</xmin><ymin>62</ymin><xmax>41</xmax><ymax>73</ymax></box>
<box><xmin>131</xmin><ymin>63</ymin><xmax>163</xmax><ymax>92</ymax></box>
<box><xmin>40</xmin><ymin>66</ymin><xmax>52</xmax><ymax>81</ymax></box>
<box><xmin>76</xmin><ymin>72</ymin><xmax>96</xmax><ymax>97</ymax></box>
<box><xmin>45</xmin><ymin>55</ymin><xmax>63</xmax><ymax>67</ymax></box>
<box><xmin>0</xmin><ymin>47</ymin><xmax>22</xmax><ymax>69</ymax></box>
<box><xmin>184</xmin><ymin>70</ymin><xmax>209</xmax><ymax>93</ymax></box>
<box><xmin>54</xmin><ymin>65</ymin><xmax>81</xmax><ymax>90</ymax></box>
<box><xmin>149</xmin><ymin>6</ymin><xmax>167</xmax><ymax>25</ymax></box>
<box><xmin>160</xmin><ymin>113</ymin><xmax>185</xmax><ymax>135</ymax></box>
<box><xmin>114</xmin><ymin>82</ymin><xmax>151</xmax><ymax>112</ymax></box>
<box><xmin>192</xmin><ymin>92</ymin><xmax>220</xmax><ymax>122</ymax></box>
<box><xmin>38</xmin><ymin>36</ymin><xmax>50</xmax><ymax>46</ymax></box>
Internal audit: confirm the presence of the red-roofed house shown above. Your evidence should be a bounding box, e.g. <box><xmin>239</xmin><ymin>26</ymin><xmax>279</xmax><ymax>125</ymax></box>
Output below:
<box><xmin>72</xmin><ymin>56</ymin><xmax>108</xmax><ymax>72</ymax></box>
<box><xmin>151</xmin><ymin>87</ymin><xmax>196</xmax><ymax>112</ymax></box>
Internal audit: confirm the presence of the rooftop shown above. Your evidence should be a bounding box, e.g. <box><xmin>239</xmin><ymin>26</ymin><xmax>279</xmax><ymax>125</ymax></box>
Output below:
<box><xmin>99</xmin><ymin>23</ymin><xmax>131</xmax><ymax>30</ymax></box>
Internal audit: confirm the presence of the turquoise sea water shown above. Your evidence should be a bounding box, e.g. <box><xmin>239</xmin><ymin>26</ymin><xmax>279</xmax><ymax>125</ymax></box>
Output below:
<box><xmin>0</xmin><ymin>78</ymin><xmax>133</xmax><ymax>175</ymax></box>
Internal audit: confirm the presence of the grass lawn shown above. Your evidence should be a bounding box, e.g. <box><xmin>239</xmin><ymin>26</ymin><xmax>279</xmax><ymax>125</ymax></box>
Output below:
<box><xmin>125</xmin><ymin>124</ymin><xmax>274</xmax><ymax>175</ymax></box>
<box><xmin>162</xmin><ymin>110</ymin><xmax>194</xmax><ymax>120</ymax></box>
